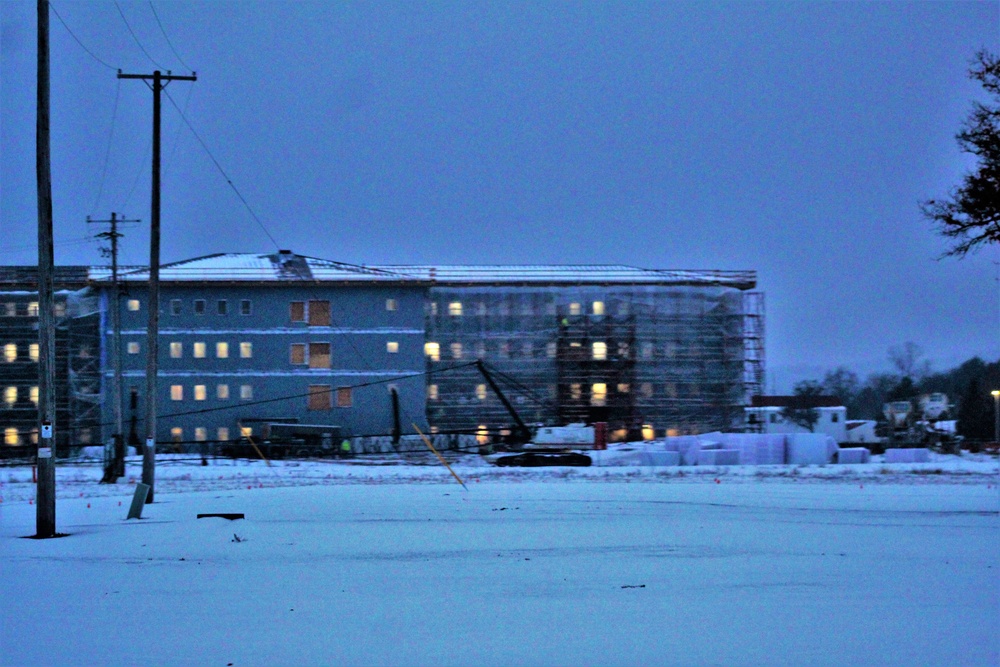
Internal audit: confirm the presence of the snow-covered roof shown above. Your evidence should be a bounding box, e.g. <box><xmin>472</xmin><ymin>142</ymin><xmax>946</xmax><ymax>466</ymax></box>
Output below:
<box><xmin>88</xmin><ymin>252</ymin><xmax>756</xmax><ymax>289</ymax></box>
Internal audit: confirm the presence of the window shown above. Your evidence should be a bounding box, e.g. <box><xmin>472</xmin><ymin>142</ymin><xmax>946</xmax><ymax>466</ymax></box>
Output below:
<box><xmin>617</xmin><ymin>302</ymin><xmax>630</xmax><ymax>316</ymax></box>
<box><xmin>193</xmin><ymin>342</ymin><xmax>206</xmax><ymax>358</ymax></box>
<box><xmin>386</xmin><ymin>298</ymin><xmax>397</xmax><ymax>312</ymax></box>
<box><xmin>429</xmin><ymin>302</ymin><xmax>438</xmax><ymax>316</ymax></box>
<box><xmin>28</xmin><ymin>301</ymin><xmax>39</xmax><ymax>316</ymax></box>
<box><xmin>617</xmin><ymin>383</ymin><xmax>630</xmax><ymax>394</ymax></box>
<box><xmin>53</xmin><ymin>301</ymin><xmax>66</xmax><ymax>318</ymax></box>
<box><xmin>569</xmin><ymin>302</ymin><xmax>581</xmax><ymax>316</ymax></box>
<box><xmin>831</xmin><ymin>413</ymin><xmax>839</xmax><ymax>423</ymax></box>
<box><xmin>640</xmin><ymin>342</ymin><xmax>654</xmax><ymax>359</ymax></box>
<box><xmin>522</xmin><ymin>342</ymin><xmax>533</xmax><ymax>358</ymax></box>
<box><xmin>475</xmin><ymin>341</ymin><xmax>486</xmax><ymax>358</ymax></box>
<box><xmin>617</xmin><ymin>342</ymin><xmax>630</xmax><ymax>358</ymax></box>
<box><xmin>290</xmin><ymin>301</ymin><xmax>305</xmax><ymax>322</ymax></box>
<box><xmin>497</xmin><ymin>342</ymin><xmax>510</xmax><ymax>359</ymax></box>
<box><xmin>592</xmin><ymin>342</ymin><xmax>607</xmax><ymax>361</ymax></box>
<box><xmin>427</xmin><ymin>384</ymin><xmax>439</xmax><ymax>401</ymax></box>
<box><xmin>5</xmin><ymin>428</ymin><xmax>20</xmax><ymax>445</ymax></box>
<box><xmin>309</xmin><ymin>343</ymin><xmax>331</xmax><ymax>369</ymax></box>
<box><xmin>29</xmin><ymin>343</ymin><xmax>39</xmax><ymax>362</ymax></box>
<box><xmin>240</xmin><ymin>425</ymin><xmax>253</xmax><ymax>438</ymax></box>
<box><xmin>217</xmin><ymin>427</ymin><xmax>230</xmax><ymax>441</ymax></box>
<box><xmin>240</xmin><ymin>342</ymin><xmax>252</xmax><ymax>358</ymax></box>
<box><xmin>1</xmin><ymin>303</ymin><xmax>13</xmax><ymax>317</ymax></box>
<box><xmin>30</xmin><ymin>386</ymin><xmax>39</xmax><ymax>405</ymax></box>
<box><xmin>4</xmin><ymin>386</ymin><xmax>17</xmax><ymax>406</ymax></box>
<box><xmin>476</xmin><ymin>384</ymin><xmax>487</xmax><ymax>400</ymax></box>
<box><xmin>425</xmin><ymin>342</ymin><xmax>440</xmax><ymax>362</ymax></box>
<box><xmin>217</xmin><ymin>384</ymin><xmax>230</xmax><ymax>400</ymax></box>
<box><xmin>194</xmin><ymin>385</ymin><xmax>207</xmax><ymax>401</ymax></box>
<box><xmin>336</xmin><ymin>387</ymin><xmax>352</xmax><ymax>408</ymax></box>
<box><xmin>476</xmin><ymin>425</ymin><xmax>489</xmax><ymax>445</ymax></box>
<box><xmin>216</xmin><ymin>342</ymin><xmax>229</xmax><ymax>358</ymax></box>
<box><xmin>290</xmin><ymin>343</ymin><xmax>306</xmax><ymax>365</ymax></box>
<box><xmin>194</xmin><ymin>299</ymin><xmax>206</xmax><ymax>315</ymax></box>
<box><xmin>476</xmin><ymin>302</ymin><xmax>487</xmax><ymax>316</ymax></box>
<box><xmin>308</xmin><ymin>300</ymin><xmax>331</xmax><ymax>326</ymax></box>
<box><xmin>170</xmin><ymin>385</ymin><xmax>183</xmax><ymax>401</ymax></box>
<box><xmin>170</xmin><ymin>299</ymin><xmax>181</xmax><ymax>315</ymax></box>
<box><xmin>640</xmin><ymin>383</ymin><xmax>653</xmax><ymax>398</ymax></box>
<box><xmin>520</xmin><ymin>302</ymin><xmax>533</xmax><ymax>316</ymax></box>
<box><xmin>386</xmin><ymin>341</ymin><xmax>399</xmax><ymax>353</ymax></box>
<box><xmin>450</xmin><ymin>342</ymin><xmax>463</xmax><ymax>360</ymax></box>
<box><xmin>217</xmin><ymin>300</ymin><xmax>228</xmax><ymax>315</ymax></box>
<box><xmin>240</xmin><ymin>384</ymin><xmax>253</xmax><ymax>400</ymax></box>
<box><xmin>3</xmin><ymin>344</ymin><xmax>15</xmax><ymax>362</ymax></box>
<box><xmin>194</xmin><ymin>427</ymin><xmax>207</xmax><ymax>442</ymax></box>
<box><xmin>591</xmin><ymin>383</ymin><xmax>607</xmax><ymax>406</ymax></box>
<box><xmin>770</xmin><ymin>414</ymin><xmax>778</xmax><ymax>424</ymax></box>
<box><xmin>127</xmin><ymin>342</ymin><xmax>140</xmax><ymax>354</ymax></box>
<box><xmin>546</xmin><ymin>342</ymin><xmax>557</xmax><ymax>358</ymax></box>
<box><xmin>308</xmin><ymin>385</ymin><xmax>332</xmax><ymax>410</ymax></box>
<box><xmin>592</xmin><ymin>301</ymin><xmax>605</xmax><ymax>316</ymax></box>
<box><xmin>570</xmin><ymin>383</ymin><xmax>582</xmax><ymax>401</ymax></box>
<box><xmin>127</xmin><ymin>299</ymin><xmax>139</xmax><ymax>312</ymax></box>
<box><xmin>448</xmin><ymin>301</ymin><xmax>463</xmax><ymax>316</ymax></box>
<box><xmin>170</xmin><ymin>342</ymin><xmax>183</xmax><ymax>358</ymax></box>
<box><xmin>171</xmin><ymin>427</ymin><xmax>183</xmax><ymax>443</ymax></box>
<box><xmin>240</xmin><ymin>299</ymin><xmax>252</xmax><ymax>315</ymax></box>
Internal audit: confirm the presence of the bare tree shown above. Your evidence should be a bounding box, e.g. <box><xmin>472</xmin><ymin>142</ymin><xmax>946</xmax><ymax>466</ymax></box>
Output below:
<box><xmin>888</xmin><ymin>342</ymin><xmax>931</xmax><ymax>380</ymax></box>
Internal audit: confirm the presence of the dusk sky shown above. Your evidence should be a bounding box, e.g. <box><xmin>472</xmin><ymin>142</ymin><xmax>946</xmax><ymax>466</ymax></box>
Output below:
<box><xmin>2</xmin><ymin>1</ymin><xmax>998</xmax><ymax>390</ymax></box>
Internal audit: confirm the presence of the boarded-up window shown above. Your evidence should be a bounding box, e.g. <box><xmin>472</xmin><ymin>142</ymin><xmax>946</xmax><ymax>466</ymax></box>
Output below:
<box><xmin>290</xmin><ymin>343</ymin><xmax>306</xmax><ymax>365</ymax></box>
<box><xmin>309</xmin><ymin>343</ymin><xmax>331</xmax><ymax>369</ymax></box>
<box><xmin>308</xmin><ymin>385</ymin><xmax>332</xmax><ymax>410</ymax></box>
<box><xmin>308</xmin><ymin>300</ymin><xmax>331</xmax><ymax>326</ymax></box>
<box><xmin>290</xmin><ymin>301</ymin><xmax>305</xmax><ymax>322</ymax></box>
<box><xmin>337</xmin><ymin>387</ymin><xmax>352</xmax><ymax>408</ymax></box>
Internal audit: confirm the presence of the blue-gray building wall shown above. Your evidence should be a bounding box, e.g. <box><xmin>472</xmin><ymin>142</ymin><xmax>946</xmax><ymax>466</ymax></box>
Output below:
<box><xmin>100</xmin><ymin>283</ymin><xmax>428</xmax><ymax>445</ymax></box>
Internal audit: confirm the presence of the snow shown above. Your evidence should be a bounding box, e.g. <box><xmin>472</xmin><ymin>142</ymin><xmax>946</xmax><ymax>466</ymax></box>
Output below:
<box><xmin>1</xmin><ymin>455</ymin><xmax>998</xmax><ymax>666</ymax></box>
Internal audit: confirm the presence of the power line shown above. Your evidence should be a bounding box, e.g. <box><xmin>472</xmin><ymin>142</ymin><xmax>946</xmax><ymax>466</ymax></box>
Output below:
<box><xmin>49</xmin><ymin>2</ymin><xmax>119</xmax><ymax>71</ymax></box>
<box><xmin>114</xmin><ymin>0</ymin><xmax>166</xmax><ymax>70</ymax></box>
<box><xmin>90</xmin><ymin>78</ymin><xmax>122</xmax><ymax>215</ymax></box>
<box><xmin>148</xmin><ymin>1</ymin><xmax>192</xmax><ymax>72</ymax></box>
<box><xmin>162</xmin><ymin>87</ymin><xmax>281</xmax><ymax>249</ymax></box>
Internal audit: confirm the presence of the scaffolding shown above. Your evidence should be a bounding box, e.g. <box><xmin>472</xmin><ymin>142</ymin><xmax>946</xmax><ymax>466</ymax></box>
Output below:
<box><xmin>424</xmin><ymin>278</ymin><xmax>763</xmax><ymax>438</ymax></box>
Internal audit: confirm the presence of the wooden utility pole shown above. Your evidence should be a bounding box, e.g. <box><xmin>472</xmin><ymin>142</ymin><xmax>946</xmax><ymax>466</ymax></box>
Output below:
<box><xmin>118</xmin><ymin>70</ymin><xmax>195</xmax><ymax>502</ymax></box>
<box><xmin>35</xmin><ymin>0</ymin><xmax>56</xmax><ymax>538</ymax></box>
<box><xmin>90</xmin><ymin>213</ymin><xmax>140</xmax><ymax>482</ymax></box>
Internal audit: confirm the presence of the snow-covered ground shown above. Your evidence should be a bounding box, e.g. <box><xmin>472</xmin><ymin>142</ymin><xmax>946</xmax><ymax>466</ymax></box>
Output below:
<box><xmin>2</xmin><ymin>455</ymin><xmax>998</xmax><ymax>666</ymax></box>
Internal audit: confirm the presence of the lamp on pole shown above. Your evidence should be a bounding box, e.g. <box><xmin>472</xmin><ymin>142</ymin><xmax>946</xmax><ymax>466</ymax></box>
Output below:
<box><xmin>991</xmin><ymin>390</ymin><xmax>999</xmax><ymax>444</ymax></box>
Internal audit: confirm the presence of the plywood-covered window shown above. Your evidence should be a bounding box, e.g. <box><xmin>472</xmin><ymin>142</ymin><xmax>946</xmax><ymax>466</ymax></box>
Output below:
<box><xmin>290</xmin><ymin>301</ymin><xmax>305</xmax><ymax>322</ymax></box>
<box><xmin>308</xmin><ymin>343</ymin><xmax>331</xmax><ymax>369</ymax></box>
<box><xmin>308</xmin><ymin>300</ymin><xmax>331</xmax><ymax>326</ymax></box>
<box><xmin>170</xmin><ymin>385</ymin><xmax>183</xmax><ymax>401</ymax></box>
<box><xmin>240</xmin><ymin>384</ymin><xmax>253</xmax><ymax>400</ymax></box>
<box><xmin>336</xmin><ymin>387</ymin><xmax>352</xmax><ymax>408</ymax></box>
<box><xmin>308</xmin><ymin>385</ymin><xmax>332</xmax><ymax>411</ymax></box>
<box><xmin>290</xmin><ymin>343</ymin><xmax>306</xmax><ymax>365</ymax></box>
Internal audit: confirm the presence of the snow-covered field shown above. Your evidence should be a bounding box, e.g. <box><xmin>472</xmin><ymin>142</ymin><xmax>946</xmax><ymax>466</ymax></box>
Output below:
<box><xmin>2</xmin><ymin>455</ymin><xmax>998</xmax><ymax>666</ymax></box>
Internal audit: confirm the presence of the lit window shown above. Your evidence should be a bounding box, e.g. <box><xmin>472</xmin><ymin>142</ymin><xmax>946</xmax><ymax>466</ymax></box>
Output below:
<box><xmin>3</xmin><ymin>344</ymin><xmax>15</xmax><ymax>362</ymax></box>
<box><xmin>217</xmin><ymin>300</ymin><xmax>228</xmax><ymax>315</ymax></box>
<box><xmin>386</xmin><ymin>299</ymin><xmax>397</xmax><ymax>312</ymax></box>
<box><xmin>5</xmin><ymin>427</ymin><xmax>20</xmax><ymax>445</ymax></box>
<box><xmin>450</xmin><ymin>342</ymin><xmax>463</xmax><ymax>360</ymax></box>
<box><xmin>193</xmin><ymin>342</ymin><xmax>206</xmax><ymax>358</ymax></box>
<box><xmin>28</xmin><ymin>301</ymin><xmax>39</xmax><ymax>316</ymax></box>
<box><xmin>30</xmin><ymin>386</ymin><xmax>39</xmax><ymax>404</ymax></box>
<box><xmin>170</xmin><ymin>299</ymin><xmax>181</xmax><ymax>315</ymax></box>
<box><xmin>476</xmin><ymin>384</ymin><xmax>487</xmax><ymax>401</ymax></box>
<box><xmin>424</xmin><ymin>342</ymin><xmax>440</xmax><ymax>361</ymax></box>
<box><xmin>170</xmin><ymin>342</ymin><xmax>183</xmax><ymax>358</ymax></box>
<box><xmin>194</xmin><ymin>427</ymin><xmax>207</xmax><ymax>442</ymax></box>
<box><xmin>53</xmin><ymin>302</ymin><xmax>66</xmax><ymax>317</ymax></box>
<box><xmin>546</xmin><ymin>342</ymin><xmax>557</xmax><ymax>358</ymax></box>
<box><xmin>127</xmin><ymin>299</ymin><xmax>139</xmax><ymax>312</ymax></box>
<box><xmin>217</xmin><ymin>384</ymin><xmax>230</xmax><ymax>400</ymax></box>
<box><xmin>592</xmin><ymin>301</ymin><xmax>605</xmax><ymax>316</ymax></box>
<box><xmin>427</xmin><ymin>384</ymin><xmax>439</xmax><ymax>401</ymax></box>
<box><xmin>216</xmin><ymin>342</ymin><xmax>229</xmax><ymax>358</ymax></box>
<box><xmin>592</xmin><ymin>342</ymin><xmax>607</xmax><ymax>361</ymax></box>
<box><xmin>290</xmin><ymin>344</ymin><xmax>306</xmax><ymax>365</ymax></box>
<box><xmin>240</xmin><ymin>342</ymin><xmax>252</xmax><ymax>358</ymax></box>
<box><xmin>127</xmin><ymin>342</ymin><xmax>140</xmax><ymax>354</ymax></box>
<box><xmin>194</xmin><ymin>299</ymin><xmax>206</xmax><ymax>315</ymax></box>
<box><xmin>618</xmin><ymin>383</ymin><xmax>631</xmax><ymax>394</ymax></box>
<box><xmin>307</xmin><ymin>300</ymin><xmax>331</xmax><ymax>326</ymax></box>
<box><xmin>642</xmin><ymin>424</ymin><xmax>655</xmax><ymax>441</ymax></box>
<box><xmin>387</xmin><ymin>341</ymin><xmax>399</xmax><ymax>353</ymax></box>
<box><xmin>240</xmin><ymin>300</ymin><xmax>252</xmax><ymax>315</ymax></box>
<box><xmin>591</xmin><ymin>383</ymin><xmax>607</xmax><ymax>406</ymax></box>
<box><xmin>240</xmin><ymin>426</ymin><xmax>253</xmax><ymax>438</ymax></box>
<box><xmin>429</xmin><ymin>302</ymin><xmax>438</xmax><ymax>316</ymax></box>
<box><xmin>194</xmin><ymin>385</ymin><xmax>207</xmax><ymax>401</ymax></box>
<box><xmin>308</xmin><ymin>343</ymin><xmax>331</xmax><ymax>369</ymax></box>
<box><xmin>4</xmin><ymin>386</ymin><xmax>17</xmax><ymax>406</ymax></box>
<box><xmin>290</xmin><ymin>301</ymin><xmax>305</xmax><ymax>322</ymax></box>
<box><xmin>476</xmin><ymin>425</ymin><xmax>489</xmax><ymax>445</ymax></box>
<box><xmin>240</xmin><ymin>384</ymin><xmax>253</xmax><ymax>400</ymax></box>
<box><xmin>570</xmin><ymin>342</ymin><xmax>581</xmax><ymax>348</ymax></box>
<box><xmin>308</xmin><ymin>385</ymin><xmax>332</xmax><ymax>410</ymax></box>
<box><xmin>170</xmin><ymin>427</ymin><xmax>183</xmax><ymax>443</ymax></box>
<box><xmin>430</xmin><ymin>425</ymin><xmax>439</xmax><ymax>434</ymax></box>
<box><xmin>570</xmin><ymin>383</ymin><xmax>582</xmax><ymax>400</ymax></box>
<box><xmin>336</xmin><ymin>387</ymin><xmax>352</xmax><ymax>408</ymax></box>
<box><xmin>448</xmin><ymin>302</ymin><xmax>463</xmax><ymax>316</ymax></box>
<box><xmin>170</xmin><ymin>385</ymin><xmax>183</xmax><ymax>401</ymax></box>
<box><xmin>29</xmin><ymin>344</ymin><xmax>39</xmax><ymax>362</ymax></box>
<box><xmin>569</xmin><ymin>303</ymin><xmax>581</xmax><ymax>316</ymax></box>
<box><xmin>217</xmin><ymin>427</ymin><xmax>230</xmax><ymax>441</ymax></box>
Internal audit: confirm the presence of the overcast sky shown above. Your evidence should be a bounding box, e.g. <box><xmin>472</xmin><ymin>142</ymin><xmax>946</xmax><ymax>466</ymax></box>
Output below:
<box><xmin>2</xmin><ymin>1</ymin><xmax>998</xmax><ymax>390</ymax></box>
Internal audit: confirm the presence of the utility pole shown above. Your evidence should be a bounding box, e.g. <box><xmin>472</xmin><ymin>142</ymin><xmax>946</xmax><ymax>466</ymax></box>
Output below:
<box><xmin>118</xmin><ymin>69</ymin><xmax>195</xmax><ymax>502</ymax></box>
<box><xmin>89</xmin><ymin>213</ymin><xmax>140</xmax><ymax>482</ymax></box>
<box><xmin>35</xmin><ymin>0</ymin><xmax>56</xmax><ymax>538</ymax></box>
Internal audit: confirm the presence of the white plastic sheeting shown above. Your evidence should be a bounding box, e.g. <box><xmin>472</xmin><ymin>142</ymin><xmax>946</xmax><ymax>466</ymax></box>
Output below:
<box><xmin>695</xmin><ymin>433</ymin><xmax>786</xmax><ymax>465</ymax></box>
<box><xmin>786</xmin><ymin>433</ymin><xmax>839</xmax><ymax>465</ymax></box>
<box><xmin>837</xmin><ymin>447</ymin><xmax>871</xmax><ymax>464</ymax></box>
<box><xmin>884</xmin><ymin>448</ymin><xmax>930</xmax><ymax>463</ymax></box>
<box><xmin>697</xmin><ymin>449</ymin><xmax>740</xmax><ymax>466</ymax></box>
